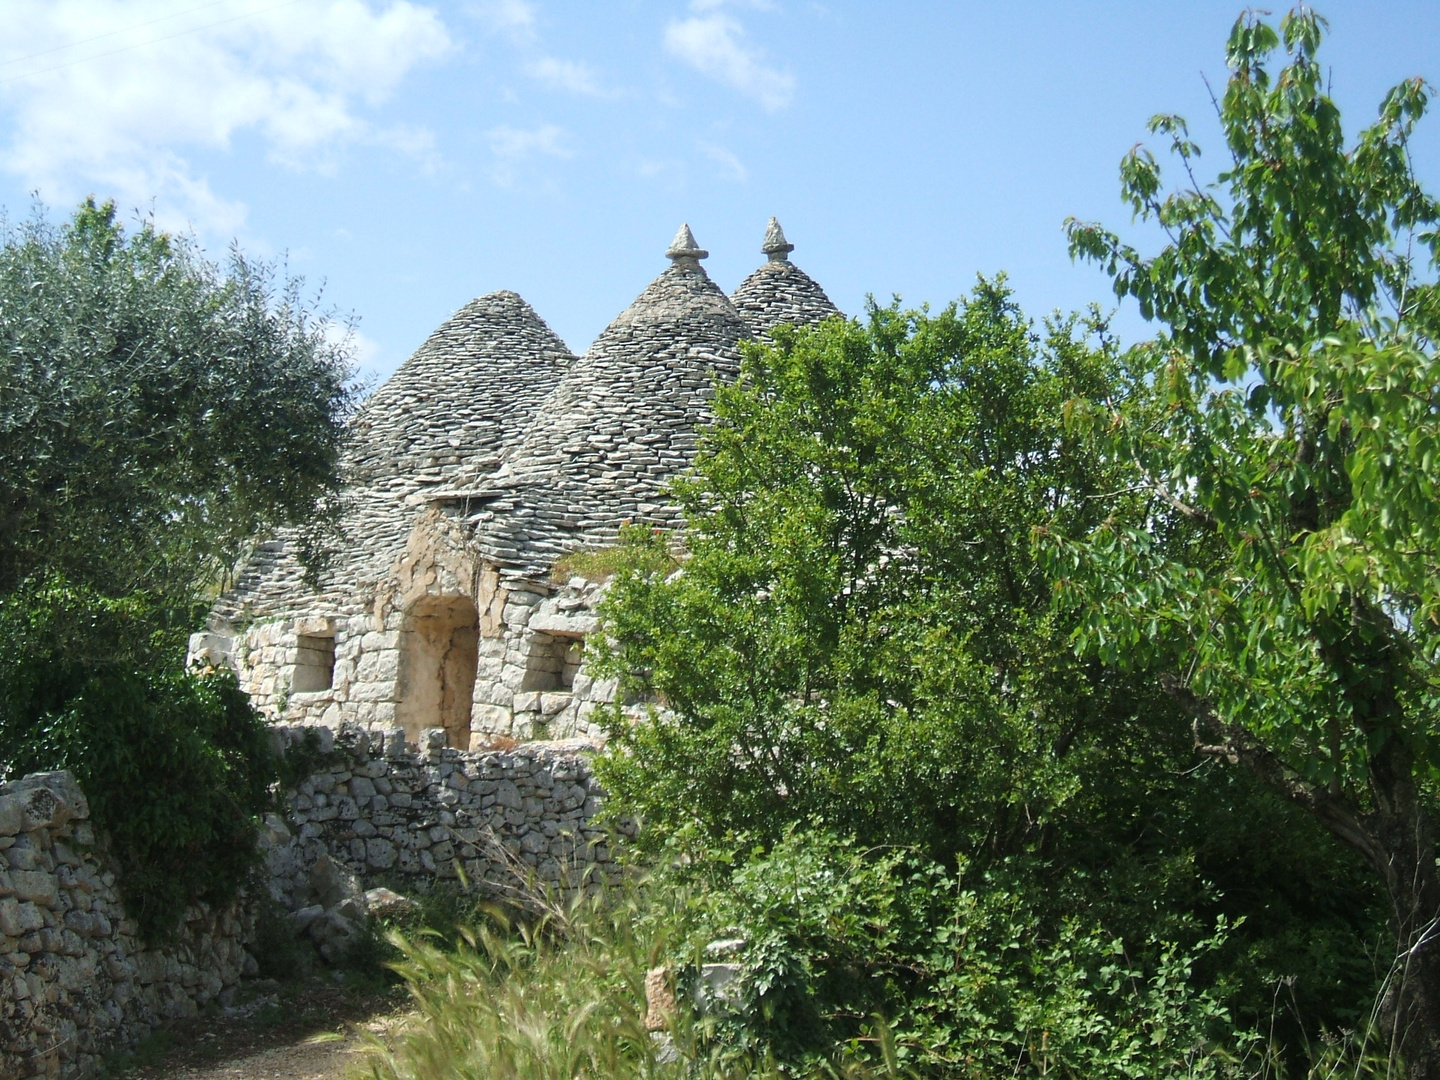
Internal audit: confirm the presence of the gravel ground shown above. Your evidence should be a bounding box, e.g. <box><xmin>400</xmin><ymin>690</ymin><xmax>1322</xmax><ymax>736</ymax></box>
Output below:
<box><xmin>106</xmin><ymin>977</ymin><xmax>405</xmax><ymax>1080</ymax></box>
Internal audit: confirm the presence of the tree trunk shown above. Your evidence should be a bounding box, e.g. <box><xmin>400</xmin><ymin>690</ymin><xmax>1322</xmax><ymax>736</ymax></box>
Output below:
<box><xmin>1364</xmin><ymin>734</ymin><xmax>1440</xmax><ymax>1080</ymax></box>
<box><xmin>1163</xmin><ymin>676</ymin><xmax>1440</xmax><ymax>1078</ymax></box>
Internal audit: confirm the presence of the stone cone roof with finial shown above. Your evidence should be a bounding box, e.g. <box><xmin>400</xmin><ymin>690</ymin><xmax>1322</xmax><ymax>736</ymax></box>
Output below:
<box><xmin>213</xmin><ymin>220</ymin><xmax>843</xmax><ymax>617</ymax></box>
<box><xmin>215</xmin><ymin>291</ymin><xmax>575</xmax><ymax>619</ymax></box>
<box><xmin>466</xmin><ymin>226</ymin><xmax>749</xmax><ymax>577</ymax></box>
<box><xmin>731</xmin><ymin>217</ymin><xmax>841</xmax><ymax>337</ymax></box>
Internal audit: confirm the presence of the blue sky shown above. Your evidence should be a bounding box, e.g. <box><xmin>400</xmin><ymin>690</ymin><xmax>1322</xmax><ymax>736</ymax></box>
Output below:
<box><xmin>2</xmin><ymin>1</ymin><xmax>1437</xmax><ymax>384</ymax></box>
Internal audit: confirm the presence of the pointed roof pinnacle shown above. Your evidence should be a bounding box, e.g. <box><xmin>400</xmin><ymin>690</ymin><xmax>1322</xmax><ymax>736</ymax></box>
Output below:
<box><xmin>762</xmin><ymin>216</ymin><xmax>795</xmax><ymax>262</ymax></box>
<box><xmin>666</xmin><ymin>223</ymin><xmax>709</xmax><ymax>262</ymax></box>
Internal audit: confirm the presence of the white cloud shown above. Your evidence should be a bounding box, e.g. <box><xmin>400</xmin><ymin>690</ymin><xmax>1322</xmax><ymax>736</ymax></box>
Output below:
<box><xmin>526</xmin><ymin>56</ymin><xmax>610</xmax><ymax>98</ymax></box>
<box><xmin>466</xmin><ymin>0</ymin><xmax>536</xmax><ymax>40</ymax></box>
<box><xmin>486</xmin><ymin>122</ymin><xmax>571</xmax><ymax>185</ymax></box>
<box><xmin>689</xmin><ymin>0</ymin><xmax>777</xmax><ymax>10</ymax></box>
<box><xmin>664</xmin><ymin>11</ymin><xmax>794</xmax><ymax>111</ymax></box>
<box><xmin>0</xmin><ymin>1</ymin><xmax>453</xmax><ymax>234</ymax></box>
<box><xmin>698</xmin><ymin>141</ymin><xmax>748</xmax><ymax>182</ymax></box>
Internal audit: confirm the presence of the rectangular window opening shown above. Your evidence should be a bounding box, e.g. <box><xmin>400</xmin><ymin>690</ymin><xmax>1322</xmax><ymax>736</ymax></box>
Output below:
<box><xmin>522</xmin><ymin>631</ymin><xmax>584</xmax><ymax>693</ymax></box>
<box><xmin>293</xmin><ymin>634</ymin><xmax>336</xmax><ymax>693</ymax></box>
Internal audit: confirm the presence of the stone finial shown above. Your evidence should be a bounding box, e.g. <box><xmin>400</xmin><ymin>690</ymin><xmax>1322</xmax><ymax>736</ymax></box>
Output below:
<box><xmin>761</xmin><ymin>216</ymin><xmax>794</xmax><ymax>262</ymax></box>
<box><xmin>666</xmin><ymin>223</ymin><xmax>709</xmax><ymax>262</ymax></box>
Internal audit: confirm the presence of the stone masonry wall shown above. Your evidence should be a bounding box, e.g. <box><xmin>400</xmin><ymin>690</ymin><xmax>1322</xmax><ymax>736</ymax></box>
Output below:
<box><xmin>0</xmin><ymin>773</ymin><xmax>254</xmax><ymax>1080</ymax></box>
<box><xmin>205</xmin><ymin>566</ymin><xmax>618</xmax><ymax>747</ymax></box>
<box><xmin>0</xmin><ymin>730</ymin><xmax>623</xmax><ymax>1079</ymax></box>
<box><xmin>262</xmin><ymin>723</ymin><xmax>625</xmax><ymax>912</ymax></box>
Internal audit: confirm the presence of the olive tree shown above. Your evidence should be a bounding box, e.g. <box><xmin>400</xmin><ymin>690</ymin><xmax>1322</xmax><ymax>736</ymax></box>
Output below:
<box><xmin>0</xmin><ymin>198</ymin><xmax>357</xmax><ymax>603</ymax></box>
<box><xmin>0</xmin><ymin>198</ymin><xmax>356</xmax><ymax>936</ymax></box>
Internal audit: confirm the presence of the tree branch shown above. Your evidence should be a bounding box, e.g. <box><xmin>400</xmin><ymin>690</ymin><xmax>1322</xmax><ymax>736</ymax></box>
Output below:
<box><xmin>1159</xmin><ymin>673</ymin><xmax>1389</xmax><ymax>875</ymax></box>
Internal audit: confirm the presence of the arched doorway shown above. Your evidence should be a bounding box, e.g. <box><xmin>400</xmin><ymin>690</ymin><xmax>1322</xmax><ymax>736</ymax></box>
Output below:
<box><xmin>396</xmin><ymin>595</ymin><xmax>480</xmax><ymax>748</ymax></box>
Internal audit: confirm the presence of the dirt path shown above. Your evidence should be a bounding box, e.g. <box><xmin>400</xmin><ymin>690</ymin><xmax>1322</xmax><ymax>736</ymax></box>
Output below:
<box><xmin>107</xmin><ymin>978</ymin><xmax>405</xmax><ymax>1080</ymax></box>
<box><xmin>142</xmin><ymin>1031</ymin><xmax>370</xmax><ymax>1080</ymax></box>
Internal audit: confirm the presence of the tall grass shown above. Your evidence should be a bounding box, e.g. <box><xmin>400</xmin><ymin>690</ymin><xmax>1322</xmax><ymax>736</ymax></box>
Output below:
<box><xmin>354</xmin><ymin>873</ymin><xmax>1398</xmax><ymax>1080</ymax></box>
<box><xmin>354</xmin><ymin>879</ymin><xmax>902</xmax><ymax>1080</ymax></box>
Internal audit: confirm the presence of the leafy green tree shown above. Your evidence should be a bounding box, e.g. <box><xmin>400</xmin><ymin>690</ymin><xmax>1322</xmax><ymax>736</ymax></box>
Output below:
<box><xmin>0</xmin><ymin>198</ymin><xmax>354</xmax><ymax>937</ymax></box>
<box><xmin>0</xmin><ymin>198</ymin><xmax>356</xmax><ymax>601</ymax></box>
<box><xmin>594</xmin><ymin>285</ymin><xmax>1134</xmax><ymax>861</ymax></box>
<box><xmin>0</xmin><ymin>577</ymin><xmax>275</xmax><ymax>940</ymax></box>
<box><xmin>593</xmin><ymin>286</ymin><xmax>1383</xmax><ymax>1054</ymax></box>
<box><xmin>1063</xmin><ymin>9</ymin><xmax>1440</xmax><ymax>1072</ymax></box>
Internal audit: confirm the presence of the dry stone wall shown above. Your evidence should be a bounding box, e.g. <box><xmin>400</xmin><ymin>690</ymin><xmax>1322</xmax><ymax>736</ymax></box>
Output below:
<box><xmin>0</xmin><ymin>729</ymin><xmax>623</xmax><ymax>1079</ymax></box>
<box><xmin>263</xmin><ymin>724</ymin><xmax>624</xmax><ymax>910</ymax></box>
<box><xmin>0</xmin><ymin>773</ymin><xmax>254</xmax><ymax>1080</ymax></box>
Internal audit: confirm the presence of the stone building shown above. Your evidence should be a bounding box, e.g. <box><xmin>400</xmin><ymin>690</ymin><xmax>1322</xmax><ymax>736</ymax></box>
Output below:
<box><xmin>196</xmin><ymin>219</ymin><xmax>839</xmax><ymax>749</ymax></box>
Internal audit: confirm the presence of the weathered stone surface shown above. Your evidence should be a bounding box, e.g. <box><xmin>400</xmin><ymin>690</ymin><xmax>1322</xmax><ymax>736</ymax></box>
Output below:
<box><xmin>731</xmin><ymin>221</ymin><xmax>840</xmax><ymax>339</ymax></box>
<box><xmin>200</xmin><ymin>223</ymin><xmax>838</xmax><ymax>746</ymax></box>
<box><xmin>468</xmin><ymin>236</ymin><xmax>749</xmax><ymax>577</ymax></box>
<box><xmin>8</xmin><ymin>771</ymin><xmax>89</xmax><ymax>832</ymax></box>
<box><xmin>528</xmin><ymin>612</ymin><xmax>600</xmax><ymax>637</ymax></box>
<box><xmin>264</xmin><ymin>724</ymin><xmax>629</xmax><ymax>913</ymax></box>
<box><xmin>219</xmin><ymin>289</ymin><xmax>575</xmax><ymax>622</ymax></box>
<box><xmin>0</xmin><ymin>770</ymin><xmax>253</xmax><ymax>1080</ymax></box>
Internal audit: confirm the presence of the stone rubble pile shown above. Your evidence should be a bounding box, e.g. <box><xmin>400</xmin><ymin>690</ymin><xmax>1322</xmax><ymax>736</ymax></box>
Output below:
<box><xmin>281</xmin><ymin>854</ymin><xmax>417</xmax><ymax>963</ymax></box>
<box><xmin>0</xmin><ymin>772</ymin><xmax>254</xmax><ymax>1080</ymax></box>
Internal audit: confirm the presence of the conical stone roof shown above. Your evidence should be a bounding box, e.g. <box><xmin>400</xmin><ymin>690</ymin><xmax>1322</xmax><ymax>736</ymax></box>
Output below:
<box><xmin>216</xmin><ymin>290</ymin><xmax>575</xmax><ymax>619</ymax></box>
<box><xmin>731</xmin><ymin>217</ymin><xmax>841</xmax><ymax>336</ymax></box>
<box><xmin>467</xmin><ymin>229</ymin><xmax>748</xmax><ymax>576</ymax></box>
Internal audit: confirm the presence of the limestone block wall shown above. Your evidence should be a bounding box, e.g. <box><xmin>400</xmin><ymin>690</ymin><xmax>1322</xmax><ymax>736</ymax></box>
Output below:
<box><xmin>263</xmin><ymin>724</ymin><xmax>627</xmax><ymax>908</ymax></box>
<box><xmin>0</xmin><ymin>773</ymin><xmax>254</xmax><ymax>1080</ymax></box>
<box><xmin>204</xmin><ymin>564</ymin><xmax>621</xmax><ymax>749</ymax></box>
<box><xmin>209</xmin><ymin>612</ymin><xmax>377</xmax><ymax>728</ymax></box>
<box><xmin>469</xmin><ymin>576</ymin><xmax>618</xmax><ymax>743</ymax></box>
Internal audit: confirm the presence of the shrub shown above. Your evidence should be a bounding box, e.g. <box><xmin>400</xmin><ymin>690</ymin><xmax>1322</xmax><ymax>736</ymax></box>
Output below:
<box><xmin>0</xmin><ymin>576</ymin><xmax>276</xmax><ymax>940</ymax></box>
<box><xmin>661</xmin><ymin>827</ymin><xmax>1253</xmax><ymax>1078</ymax></box>
<box><xmin>361</xmin><ymin>833</ymin><xmax>1258</xmax><ymax>1080</ymax></box>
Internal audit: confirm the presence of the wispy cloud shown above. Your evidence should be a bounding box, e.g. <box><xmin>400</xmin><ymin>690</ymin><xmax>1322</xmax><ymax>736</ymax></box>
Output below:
<box><xmin>664</xmin><ymin>9</ymin><xmax>794</xmax><ymax>111</ymax></box>
<box><xmin>466</xmin><ymin>0</ymin><xmax>536</xmax><ymax>41</ymax></box>
<box><xmin>0</xmin><ymin>0</ymin><xmax>453</xmax><ymax>234</ymax></box>
<box><xmin>486</xmin><ymin>122</ymin><xmax>572</xmax><ymax>185</ymax></box>
<box><xmin>690</xmin><ymin>0</ymin><xmax>777</xmax><ymax>10</ymax></box>
<box><xmin>526</xmin><ymin>56</ymin><xmax>611</xmax><ymax>98</ymax></box>
<box><xmin>698</xmin><ymin>141</ymin><xmax>748</xmax><ymax>182</ymax></box>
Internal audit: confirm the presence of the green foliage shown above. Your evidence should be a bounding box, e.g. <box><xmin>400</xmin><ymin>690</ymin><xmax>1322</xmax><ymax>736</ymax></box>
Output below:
<box><xmin>591</xmin><ymin>280</ymin><xmax>1387</xmax><ymax>1051</ymax></box>
<box><xmin>0</xmin><ymin>197</ymin><xmax>357</xmax><ymax>600</ymax></box>
<box><xmin>550</xmin><ymin>536</ymin><xmax>682</xmax><ymax>584</ymax></box>
<box><xmin>251</xmin><ymin>894</ymin><xmax>313</xmax><ymax>981</ymax></box>
<box><xmin>0</xmin><ymin>577</ymin><xmax>276</xmax><ymax>941</ymax></box>
<box><xmin>1061</xmin><ymin>8</ymin><xmax>1440</xmax><ymax>1070</ymax></box>
<box><xmin>364</xmin><ymin>844</ymin><xmax>1251</xmax><ymax>1080</ymax></box>
<box><xmin>669</xmin><ymin>828</ymin><xmax>1250</xmax><ymax>1078</ymax></box>
<box><xmin>361</xmin><ymin>881</ymin><xmax>716</xmax><ymax>1080</ymax></box>
<box><xmin>593</xmin><ymin>284</ymin><xmax>1136</xmax><ymax>860</ymax></box>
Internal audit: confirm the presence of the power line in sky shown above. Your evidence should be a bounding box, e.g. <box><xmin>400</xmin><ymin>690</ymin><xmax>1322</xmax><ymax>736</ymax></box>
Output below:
<box><xmin>0</xmin><ymin>0</ymin><xmax>305</xmax><ymax>87</ymax></box>
<box><xmin>0</xmin><ymin>1</ymin><xmax>238</xmax><ymax>68</ymax></box>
